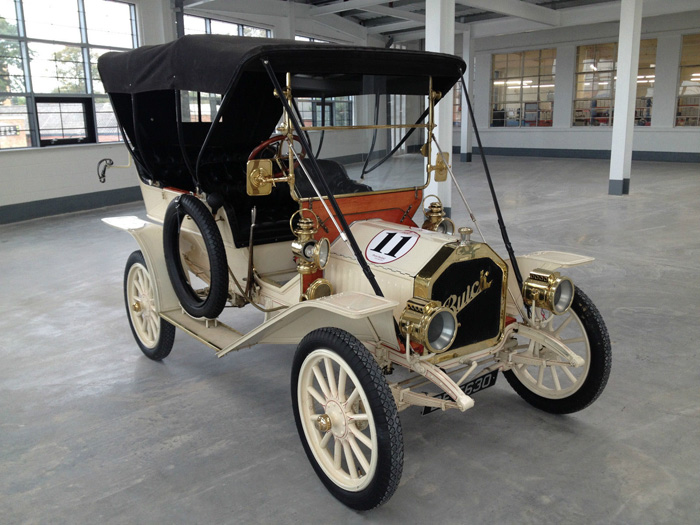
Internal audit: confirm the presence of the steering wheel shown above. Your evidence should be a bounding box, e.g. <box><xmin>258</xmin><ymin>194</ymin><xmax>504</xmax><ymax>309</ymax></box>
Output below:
<box><xmin>248</xmin><ymin>134</ymin><xmax>307</xmax><ymax>175</ymax></box>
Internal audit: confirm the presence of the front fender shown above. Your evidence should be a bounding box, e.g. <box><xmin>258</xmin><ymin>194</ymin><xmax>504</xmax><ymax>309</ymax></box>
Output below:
<box><xmin>506</xmin><ymin>251</ymin><xmax>595</xmax><ymax>316</ymax></box>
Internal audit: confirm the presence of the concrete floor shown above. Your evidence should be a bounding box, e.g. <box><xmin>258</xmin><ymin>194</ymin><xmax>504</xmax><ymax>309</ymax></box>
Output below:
<box><xmin>1</xmin><ymin>156</ymin><xmax>699</xmax><ymax>524</ymax></box>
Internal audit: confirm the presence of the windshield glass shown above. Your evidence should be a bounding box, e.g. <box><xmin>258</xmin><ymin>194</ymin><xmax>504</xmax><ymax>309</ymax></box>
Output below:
<box><xmin>289</xmin><ymin>75</ymin><xmax>430</xmax><ymax>199</ymax></box>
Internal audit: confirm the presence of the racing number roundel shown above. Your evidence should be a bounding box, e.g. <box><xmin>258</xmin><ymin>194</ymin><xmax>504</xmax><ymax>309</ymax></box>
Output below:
<box><xmin>365</xmin><ymin>230</ymin><xmax>420</xmax><ymax>264</ymax></box>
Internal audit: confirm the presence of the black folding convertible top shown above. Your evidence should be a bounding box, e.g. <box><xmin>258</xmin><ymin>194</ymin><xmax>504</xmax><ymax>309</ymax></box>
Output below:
<box><xmin>98</xmin><ymin>34</ymin><xmax>465</xmax><ymax>96</ymax></box>
<box><xmin>98</xmin><ymin>36</ymin><xmax>465</xmax><ymax>249</ymax></box>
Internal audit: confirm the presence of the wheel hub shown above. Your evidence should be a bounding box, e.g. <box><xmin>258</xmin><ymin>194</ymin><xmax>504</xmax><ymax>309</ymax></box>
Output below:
<box><xmin>324</xmin><ymin>400</ymin><xmax>348</xmax><ymax>438</ymax></box>
<box><xmin>315</xmin><ymin>414</ymin><xmax>332</xmax><ymax>433</ymax></box>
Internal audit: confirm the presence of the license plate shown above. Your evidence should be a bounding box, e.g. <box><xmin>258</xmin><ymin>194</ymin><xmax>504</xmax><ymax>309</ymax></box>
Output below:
<box><xmin>421</xmin><ymin>369</ymin><xmax>498</xmax><ymax>415</ymax></box>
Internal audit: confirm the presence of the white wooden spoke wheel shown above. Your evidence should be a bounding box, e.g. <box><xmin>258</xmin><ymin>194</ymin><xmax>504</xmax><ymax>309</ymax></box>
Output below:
<box><xmin>124</xmin><ymin>251</ymin><xmax>174</xmax><ymax>360</ymax></box>
<box><xmin>127</xmin><ymin>260</ymin><xmax>160</xmax><ymax>347</ymax></box>
<box><xmin>504</xmin><ymin>287</ymin><xmax>612</xmax><ymax>414</ymax></box>
<box><xmin>292</xmin><ymin>328</ymin><xmax>403</xmax><ymax>510</ymax></box>
<box><xmin>298</xmin><ymin>348</ymin><xmax>378</xmax><ymax>491</ymax></box>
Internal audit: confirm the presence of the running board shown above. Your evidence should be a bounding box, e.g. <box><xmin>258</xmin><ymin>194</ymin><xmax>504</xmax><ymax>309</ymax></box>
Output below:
<box><xmin>160</xmin><ymin>309</ymin><xmax>243</xmax><ymax>352</ymax></box>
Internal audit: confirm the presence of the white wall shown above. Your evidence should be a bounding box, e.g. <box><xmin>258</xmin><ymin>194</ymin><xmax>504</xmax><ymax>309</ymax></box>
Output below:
<box><xmin>469</xmin><ymin>11</ymin><xmax>700</xmax><ymax>156</ymax></box>
<box><xmin>0</xmin><ymin>144</ymin><xmax>138</xmax><ymax>208</ymax></box>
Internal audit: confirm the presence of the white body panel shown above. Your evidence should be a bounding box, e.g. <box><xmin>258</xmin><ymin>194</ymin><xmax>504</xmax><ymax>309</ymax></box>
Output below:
<box><xmin>326</xmin><ymin>219</ymin><xmax>455</xmax><ymax>318</ymax></box>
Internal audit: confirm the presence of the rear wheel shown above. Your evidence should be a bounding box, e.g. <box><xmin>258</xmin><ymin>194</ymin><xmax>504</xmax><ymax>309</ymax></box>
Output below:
<box><xmin>124</xmin><ymin>250</ymin><xmax>175</xmax><ymax>360</ymax></box>
<box><xmin>504</xmin><ymin>287</ymin><xmax>611</xmax><ymax>414</ymax></box>
<box><xmin>292</xmin><ymin>328</ymin><xmax>403</xmax><ymax>510</ymax></box>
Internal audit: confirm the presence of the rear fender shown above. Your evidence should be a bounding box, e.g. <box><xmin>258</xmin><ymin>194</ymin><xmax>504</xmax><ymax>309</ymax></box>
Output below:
<box><xmin>506</xmin><ymin>251</ymin><xmax>595</xmax><ymax>316</ymax></box>
<box><xmin>102</xmin><ymin>216</ymin><xmax>179</xmax><ymax>313</ymax></box>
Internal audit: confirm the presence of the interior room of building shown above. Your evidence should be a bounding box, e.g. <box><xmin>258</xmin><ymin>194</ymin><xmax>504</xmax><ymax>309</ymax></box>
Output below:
<box><xmin>1</xmin><ymin>1</ymin><xmax>699</xmax><ymax>523</ymax></box>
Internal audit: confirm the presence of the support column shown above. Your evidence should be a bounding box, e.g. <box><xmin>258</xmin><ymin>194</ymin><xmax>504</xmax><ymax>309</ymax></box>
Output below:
<box><xmin>460</xmin><ymin>28</ymin><xmax>474</xmax><ymax>162</ymax></box>
<box><xmin>651</xmin><ymin>35</ymin><xmax>682</xmax><ymax>128</ymax></box>
<box><xmin>552</xmin><ymin>45</ymin><xmax>576</xmax><ymax>129</ymax></box>
<box><xmin>135</xmin><ymin>0</ymin><xmax>176</xmax><ymax>45</ymax></box>
<box><xmin>425</xmin><ymin>0</ymin><xmax>455</xmax><ymax>211</ymax></box>
<box><xmin>609</xmin><ymin>0</ymin><xmax>642</xmax><ymax>196</ymax></box>
<box><xmin>275</xmin><ymin>1</ymin><xmax>296</xmax><ymax>39</ymax></box>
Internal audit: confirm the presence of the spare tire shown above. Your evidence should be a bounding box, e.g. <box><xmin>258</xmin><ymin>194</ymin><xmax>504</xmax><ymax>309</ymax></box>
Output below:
<box><xmin>163</xmin><ymin>194</ymin><xmax>228</xmax><ymax>319</ymax></box>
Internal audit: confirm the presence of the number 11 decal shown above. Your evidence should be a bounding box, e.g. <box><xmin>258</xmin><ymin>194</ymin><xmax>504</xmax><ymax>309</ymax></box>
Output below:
<box><xmin>366</xmin><ymin>230</ymin><xmax>420</xmax><ymax>264</ymax></box>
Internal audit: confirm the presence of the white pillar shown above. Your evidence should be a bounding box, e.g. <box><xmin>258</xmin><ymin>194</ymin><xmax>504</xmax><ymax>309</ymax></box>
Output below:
<box><xmin>134</xmin><ymin>0</ymin><xmax>176</xmax><ymax>45</ymax></box>
<box><xmin>608</xmin><ymin>0</ymin><xmax>642</xmax><ymax>195</ymax></box>
<box><xmin>275</xmin><ymin>1</ymin><xmax>296</xmax><ymax>39</ymax></box>
<box><xmin>460</xmin><ymin>28</ymin><xmax>474</xmax><ymax>162</ymax></box>
<box><xmin>552</xmin><ymin>45</ymin><xmax>576</xmax><ymax>129</ymax></box>
<box><xmin>651</xmin><ymin>35</ymin><xmax>682</xmax><ymax>128</ymax></box>
<box><xmin>425</xmin><ymin>0</ymin><xmax>455</xmax><ymax>211</ymax></box>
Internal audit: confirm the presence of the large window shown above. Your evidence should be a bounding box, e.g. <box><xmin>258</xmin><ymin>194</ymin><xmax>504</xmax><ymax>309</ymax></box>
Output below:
<box><xmin>0</xmin><ymin>0</ymin><xmax>137</xmax><ymax>149</ymax></box>
<box><xmin>573</xmin><ymin>40</ymin><xmax>656</xmax><ymax>127</ymax></box>
<box><xmin>297</xmin><ymin>97</ymin><xmax>352</xmax><ymax>127</ymax></box>
<box><xmin>677</xmin><ymin>34</ymin><xmax>700</xmax><ymax>127</ymax></box>
<box><xmin>183</xmin><ymin>14</ymin><xmax>270</xmax><ymax>38</ymax></box>
<box><xmin>490</xmin><ymin>48</ymin><xmax>556</xmax><ymax>127</ymax></box>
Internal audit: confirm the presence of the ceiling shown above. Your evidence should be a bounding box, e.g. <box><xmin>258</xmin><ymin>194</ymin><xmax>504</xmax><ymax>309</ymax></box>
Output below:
<box><xmin>296</xmin><ymin>0</ymin><xmax>612</xmax><ymax>39</ymax></box>
<box><xmin>183</xmin><ymin>0</ymin><xmax>700</xmax><ymax>44</ymax></box>
<box><xmin>291</xmin><ymin>0</ymin><xmax>628</xmax><ymax>42</ymax></box>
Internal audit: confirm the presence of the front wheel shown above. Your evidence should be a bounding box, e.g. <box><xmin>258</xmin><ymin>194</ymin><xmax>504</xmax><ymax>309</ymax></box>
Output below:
<box><xmin>291</xmin><ymin>328</ymin><xmax>403</xmax><ymax>510</ymax></box>
<box><xmin>124</xmin><ymin>250</ymin><xmax>175</xmax><ymax>360</ymax></box>
<box><xmin>503</xmin><ymin>287</ymin><xmax>611</xmax><ymax>414</ymax></box>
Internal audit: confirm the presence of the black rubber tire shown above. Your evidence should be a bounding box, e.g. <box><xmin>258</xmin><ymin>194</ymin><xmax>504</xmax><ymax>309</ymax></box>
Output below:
<box><xmin>124</xmin><ymin>250</ymin><xmax>175</xmax><ymax>361</ymax></box>
<box><xmin>291</xmin><ymin>328</ymin><xmax>403</xmax><ymax>510</ymax></box>
<box><xmin>163</xmin><ymin>194</ymin><xmax>228</xmax><ymax>319</ymax></box>
<box><xmin>503</xmin><ymin>287</ymin><xmax>611</xmax><ymax>414</ymax></box>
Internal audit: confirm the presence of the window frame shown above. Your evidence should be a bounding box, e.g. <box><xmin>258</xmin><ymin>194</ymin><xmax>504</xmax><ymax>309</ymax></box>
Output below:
<box><xmin>0</xmin><ymin>0</ymin><xmax>138</xmax><ymax>150</ymax></box>
<box><xmin>35</xmin><ymin>95</ymin><xmax>95</xmax><ymax>146</ymax></box>
<box><xmin>490</xmin><ymin>48</ymin><xmax>556</xmax><ymax>128</ymax></box>
<box><xmin>183</xmin><ymin>13</ymin><xmax>271</xmax><ymax>38</ymax></box>
<box><xmin>572</xmin><ymin>39</ymin><xmax>657</xmax><ymax>127</ymax></box>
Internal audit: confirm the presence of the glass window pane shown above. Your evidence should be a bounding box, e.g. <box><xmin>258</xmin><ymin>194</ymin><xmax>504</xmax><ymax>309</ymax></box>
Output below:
<box><xmin>85</xmin><ymin>0</ymin><xmax>135</xmax><ymax>48</ymax></box>
<box><xmin>334</xmin><ymin>101</ymin><xmax>351</xmax><ymax>126</ymax></box>
<box><xmin>677</xmin><ymin>34</ymin><xmax>700</xmax><ymax>126</ymax></box>
<box><xmin>0</xmin><ymin>38</ymin><xmax>25</xmax><ymax>92</ymax></box>
<box><xmin>242</xmin><ymin>26</ymin><xmax>268</xmax><ymax>38</ymax></box>
<box><xmin>210</xmin><ymin>20</ymin><xmax>238</xmax><ymax>36</ymax></box>
<box><xmin>596</xmin><ymin>43</ymin><xmax>617</xmax><ymax>71</ymax></box>
<box><xmin>29</xmin><ymin>43</ymin><xmax>86</xmax><ymax>94</ymax></box>
<box><xmin>95</xmin><ymin>95</ymin><xmax>119</xmax><ymax>142</ymax></box>
<box><xmin>37</xmin><ymin>101</ymin><xmax>86</xmax><ymax>142</ymax></box>
<box><xmin>680</xmin><ymin>34</ymin><xmax>700</xmax><ymax>67</ymax></box>
<box><xmin>0</xmin><ymin>96</ymin><xmax>31</xmax><ymax>148</ymax></box>
<box><xmin>0</xmin><ymin>0</ymin><xmax>18</xmax><ymax>36</ymax></box>
<box><xmin>184</xmin><ymin>15</ymin><xmax>206</xmax><ymax>35</ymax></box>
<box><xmin>23</xmin><ymin>0</ymin><xmax>81</xmax><ymax>43</ymax></box>
<box><xmin>506</xmin><ymin>53</ymin><xmax>521</xmax><ymax>78</ymax></box>
<box><xmin>639</xmin><ymin>39</ymin><xmax>657</xmax><ymax>69</ymax></box>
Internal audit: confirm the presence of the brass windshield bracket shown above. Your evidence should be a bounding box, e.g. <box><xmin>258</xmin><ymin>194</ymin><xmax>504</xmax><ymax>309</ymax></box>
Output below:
<box><xmin>246</xmin><ymin>159</ymin><xmax>291</xmax><ymax>196</ymax></box>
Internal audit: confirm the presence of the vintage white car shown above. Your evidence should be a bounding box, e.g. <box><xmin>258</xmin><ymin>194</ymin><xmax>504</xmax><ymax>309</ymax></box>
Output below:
<box><xmin>98</xmin><ymin>35</ymin><xmax>611</xmax><ymax>510</ymax></box>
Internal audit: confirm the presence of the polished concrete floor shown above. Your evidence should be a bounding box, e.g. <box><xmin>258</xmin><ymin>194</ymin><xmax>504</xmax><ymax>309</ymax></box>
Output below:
<box><xmin>1</xmin><ymin>157</ymin><xmax>699</xmax><ymax>524</ymax></box>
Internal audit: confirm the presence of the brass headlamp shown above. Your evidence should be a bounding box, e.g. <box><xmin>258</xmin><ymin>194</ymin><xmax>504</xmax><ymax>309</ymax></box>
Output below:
<box><xmin>522</xmin><ymin>269</ymin><xmax>575</xmax><ymax>315</ymax></box>
<box><xmin>399</xmin><ymin>297</ymin><xmax>458</xmax><ymax>354</ymax></box>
